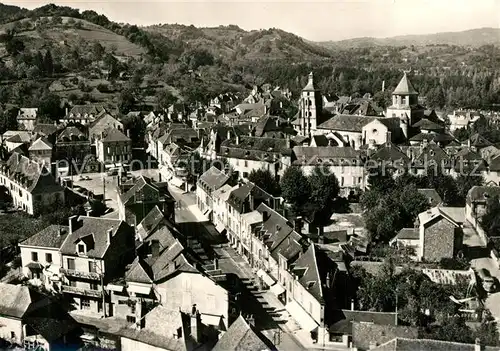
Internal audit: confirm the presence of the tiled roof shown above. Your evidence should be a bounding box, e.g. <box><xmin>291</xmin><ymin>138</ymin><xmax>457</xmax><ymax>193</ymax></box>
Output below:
<box><xmin>136</xmin><ymin>206</ymin><xmax>166</xmax><ymax>240</ymax></box>
<box><xmin>0</xmin><ymin>283</ymin><xmax>42</xmax><ymax>318</ymax></box>
<box><xmin>370</xmin><ymin>143</ymin><xmax>410</xmax><ymax>163</ymax></box>
<box><xmin>29</xmin><ymin>137</ymin><xmax>53</xmax><ymax>151</ymax></box>
<box><xmin>125</xmin><ymin>257</ymin><xmax>153</xmax><ymax>284</ymax></box>
<box><xmin>20</xmin><ymin>225</ymin><xmax>70</xmax><ymax>248</ymax></box>
<box><xmin>102</xmin><ymin>128</ymin><xmax>130</xmax><ymax>143</ymax></box>
<box><xmin>198</xmin><ymin>166</ymin><xmax>229</xmax><ymax>192</ymax></box>
<box><xmin>328</xmin><ymin>309</ymin><xmax>397</xmax><ymax>335</ymax></box>
<box><xmin>394</xmin><ymin>228</ymin><xmax>419</xmax><ymax>241</ymax></box>
<box><xmin>417</xmin><ymin>189</ymin><xmax>442</xmax><ymax>207</ymax></box>
<box><xmin>212</xmin><ymin>315</ymin><xmax>274</xmax><ymax>351</ymax></box>
<box><xmin>352</xmin><ymin>323</ymin><xmax>419</xmax><ymax>351</ymax></box>
<box><xmin>374</xmin><ymin>337</ymin><xmax>500</xmax><ymax>351</ymax></box>
<box><xmin>393</xmin><ymin>73</ymin><xmax>418</xmax><ymax>95</ymax></box>
<box><xmin>60</xmin><ymin>216</ymin><xmax>126</xmax><ymax>258</ymax></box>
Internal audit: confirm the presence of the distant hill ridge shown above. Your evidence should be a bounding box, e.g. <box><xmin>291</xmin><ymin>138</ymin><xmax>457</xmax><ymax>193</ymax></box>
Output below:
<box><xmin>318</xmin><ymin>27</ymin><xmax>500</xmax><ymax>49</ymax></box>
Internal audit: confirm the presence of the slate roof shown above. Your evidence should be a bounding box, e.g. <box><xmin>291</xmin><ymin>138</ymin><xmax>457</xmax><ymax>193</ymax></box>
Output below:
<box><xmin>125</xmin><ymin>257</ymin><xmax>153</xmax><ymax>284</ymax></box>
<box><xmin>292</xmin><ymin>146</ymin><xmax>362</xmax><ymax>166</ymax></box>
<box><xmin>412</xmin><ymin>118</ymin><xmax>444</xmax><ymax>131</ymax></box>
<box><xmin>18</xmin><ymin>107</ymin><xmax>38</xmax><ymax>120</ymax></box>
<box><xmin>317</xmin><ymin>115</ymin><xmax>374</xmax><ymax>132</ymax></box>
<box><xmin>213</xmin><ymin>315</ymin><xmax>275</xmax><ymax>351</ymax></box>
<box><xmin>311</xmin><ymin>135</ymin><xmax>329</xmax><ymax>147</ymax></box>
<box><xmin>0</xmin><ymin>283</ymin><xmax>42</xmax><ymax>318</ymax></box>
<box><xmin>302</xmin><ymin>72</ymin><xmax>317</xmax><ymax>91</ymax></box>
<box><xmin>198</xmin><ymin>166</ymin><xmax>229</xmax><ymax>193</ymax></box>
<box><xmin>393</xmin><ymin>73</ymin><xmax>418</xmax><ymax>95</ymax></box>
<box><xmin>409</xmin><ymin>132</ymin><xmax>455</xmax><ymax>143</ymax></box>
<box><xmin>418</xmin><ymin>207</ymin><xmax>460</xmax><ymax>228</ymax></box>
<box><xmin>60</xmin><ymin>216</ymin><xmax>125</xmax><ymax>258</ymax></box>
<box><xmin>24</xmin><ymin>302</ymin><xmax>79</xmax><ymax>342</ymax></box>
<box><xmin>466</xmin><ymin>185</ymin><xmax>500</xmax><ymax>204</ymax></box>
<box><xmin>20</xmin><ymin>225</ymin><xmax>70</xmax><ymax>249</ymax></box>
<box><xmin>67</xmin><ymin>104</ymin><xmax>105</xmax><ymax>117</ymax></box>
<box><xmin>369</xmin><ymin>143</ymin><xmax>410</xmax><ymax>164</ymax></box>
<box><xmin>220</xmin><ymin>136</ymin><xmax>293</xmax><ymax>162</ymax></box>
<box><xmin>120</xmin><ymin>176</ymin><xmax>170</xmax><ymax>205</ymax></box>
<box><xmin>291</xmin><ymin>244</ymin><xmax>323</xmax><ymax>302</ymax></box>
<box><xmin>102</xmin><ymin>128</ymin><xmax>131</xmax><ymax>143</ymax></box>
<box><xmin>32</xmin><ymin>124</ymin><xmax>58</xmax><ymax>137</ymax></box>
<box><xmin>374</xmin><ymin>338</ymin><xmax>500</xmax><ymax>351</ymax></box>
<box><xmin>227</xmin><ymin>182</ymin><xmax>273</xmax><ymax>214</ymax></box>
<box><xmin>469</xmin><ymin>133</ymin><xmax>492</xmax><ymax>148</ymax></box>
<box><xmin>3</xmin><ymin>152</ymin><xmax>62</xmax><ymax>193</ymax></box>
<box><xmin>117</xmin><ymin>306</ymin><xmax>192</xmax><ymax>351</ymax></box>
<box><xmin>136</xmin><ymin>206</ymin><xmax>166</xmax><ymax>240</ymax></box>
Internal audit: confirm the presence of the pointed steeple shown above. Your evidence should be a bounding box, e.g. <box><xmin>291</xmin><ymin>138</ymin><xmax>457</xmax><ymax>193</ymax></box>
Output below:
<box><xmin>393</xmin><ymin>72</ymin><xmax>418</xmax><ymax>95</ymax></box>
<box><xmin>302</xmin><ymin>72</ymin><xmax>316</xmax><ymax>91</ymax></box>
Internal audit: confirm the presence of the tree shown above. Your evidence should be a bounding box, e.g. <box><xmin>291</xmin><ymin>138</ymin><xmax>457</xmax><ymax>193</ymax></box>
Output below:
<box><xmin>428</xmin><ymin>316</ymin><xmax>474</xmax><ymax>344</ymax></box>
<box><xmin>475</xmin><ymin>309</ymin><xmax>500</xmax><ymax>346</ymax></box>
<box><xmin>156</xmin><ymin>90</ymin><xmax>177</xmax><ymax>111</ymax></box>
<box><xmin>455</xmin><ymin>174</ymin><xmax>484</xmax><ymax>206</ymax></box>
<box><xmin>306</xmin><ymin>166</ymin><xmax>340</xmax><ymax>225</ymax></box>
<box><xmin>481</xmin><ymin>195</ymin><xmax>500</xmax><ymax>237</ymax></box>
<box><xmin>0</xmin><ymin>107</ymin><xmax>19</xmax><ymax>134</ymax></box>
<box><xmin>118</xmin><ymin>88</ymin><xmax>136</xmax><ymax>114</ymax></box>
<box><xmin>248</xmin><ymin>169</ymin><xmax>281</xmax><ymax>196</ymax></box>
<box><xmin>121</xmin><ymin>113</ymin><xmax>146</xmax><ymax>147</ymax></box>
<box><xmin>280</xmin><ymin>167</ymin><xmax>310</xmax><ymax>215</ymax></box>
<box><xmin>91</xmin><ymin>41</ymin><xmax>105</xmax><ymax>60</ymax></box>
<box><xmin>38</xmin><ymin>93</ymin><xmax>63</xmax><ymax>121</ymax></box>
<box><xmin>43</xmin><ymin>50</ymin><xmax>54</xmax><ymax>76</ymax></box>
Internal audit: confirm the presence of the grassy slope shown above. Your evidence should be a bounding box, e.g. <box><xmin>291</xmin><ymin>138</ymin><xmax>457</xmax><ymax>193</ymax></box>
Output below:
<box><xmin>0</xmin><ymin>16</ymin><xmax>145</xmax><ymax>58</ymax></box>
<box><xmin>145</xmin><ymin>24</ymin><xmax>334</xmax><ymax>61</ymax></box>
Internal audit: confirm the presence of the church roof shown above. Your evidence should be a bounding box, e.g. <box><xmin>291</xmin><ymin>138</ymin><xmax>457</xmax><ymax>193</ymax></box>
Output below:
<box><xmin>393</xmin><ymin>73</ymin><xmax>418</xmax><ymax>95</ymax></box>
<box><xmin>302</xmin><ymin>72</ymin><xmax>317</xmax><ymax>91</ymax></box>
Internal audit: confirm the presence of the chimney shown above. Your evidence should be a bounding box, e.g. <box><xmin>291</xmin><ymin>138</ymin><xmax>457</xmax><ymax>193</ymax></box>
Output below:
<box><xmin>190</xmin><ymin>305</ymin><xmax>202</xmax><ymax>342</ymax></box>
<box><xmin>246</xmin><ymin>314</ymin><xmax>255</xmax><ymax>328</ymax></box>
<box><xmin>262</xmin><ymin>210</ymin><xmax>269</xmax><ymax>222</ymax></box>
<box><xmin>107</xmin><ymin>228</ymin><xmax>113</xmax><ymax>245</ymax></box>
<box><xmin>59</xmin><ymin>227</ymin><xmax>66</xmax><ymax>236</ymax></box>
<box><xmin>65</xmin><ymin>107</ymin><xmax>68</xmax><ymax>116</ymax></box>
<box><xmin>386</xmin><ymin>131</ymin><xmax>392</xmax><ymax>142</ymax></box>
<box><xmin>213</xmin><ymin>257</ymin><xmax>219</xmax><ymax>270</ymax></box>
<box><xmin>68</xmin><ymin>215</ymin><xmax>78</xmax><ymax>234</ymax></box>
<box><xmin>151</xmin><ymin>239</ymin><xmax>160</xmax><ymax>257</ymax></box>
<box><xmin>226</xmin><ymin>130</ymin><xmax>231</xmax><ymax>141</ymax></box>
<box><xmin>294</xmin><ymin>216</ymin><xmax>303</xmax><ymax>235</ymax></box>
<box><xmin>318</xmin><ymin>226</ymin><xmax>324</xmax><ymax>244</ymax></box>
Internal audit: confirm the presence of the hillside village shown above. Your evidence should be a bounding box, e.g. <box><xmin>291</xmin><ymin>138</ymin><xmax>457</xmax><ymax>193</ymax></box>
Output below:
<box><xmin>2</xmin><ymin>3</ymin><xmax>500</xmax><ymax>351</ymax></box>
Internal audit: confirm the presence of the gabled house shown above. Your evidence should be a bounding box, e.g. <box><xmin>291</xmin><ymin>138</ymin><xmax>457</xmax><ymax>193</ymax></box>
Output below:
<box><xmin>54</xmin><ymin>126</ymin><xmax>91</xmax><ymax>166</ymax></box>
<box><xmin>19</xmin><ymin>225</ymin><xmax>70</xmax><ymax>290</ymax></box>
<box><xmin>61</xmin><ymin>104</ymin><xmax>106</xmax><ymax>125</ymax></box>
<box><xmin>219</xmin><ymin>136</ymin><xmax>293</xmax><ymax>180</ymax></box>
<box><xmin>89</xmin><ymin>113</ymin><xmax>124</xmax><ymax>144</ymax></box>
<box><xmin>96</xmin><ymin>128</ymin><xmax>132</xmax><ymax>167</ymax></box>
<box><xmin>391</xmin><ymin>207</ymin><xmax>462</xmax><ymax>262</ymax></box>
<box><xmin>59</xmin><ymin>216</ymin><xmax>135</xmax><ymax>317</ymax></box>
<box><xmin>212</xmin><ymin>315</ymin><xmax>276</xmax><ymax>351</ymax></box>
<box><xmin>28</xmin><ymin>137</ymin><xmax>53</xmax><ymax>167</ymax></box>
<box><xmin>0</xmin><ymin>283</ymin><xmax>79</xmax><ymax>350</ymax></box>
<box><xmin>225</xmin><ymin>181</ymin><xmax>277</xmax><ymax>253</ymax></box>
<box><xmin>196</xmin><ymin>166</ymin><xmax>230</xmax><ymax>221</ymax></box>
<box><xmin>117</xmin><ymin>175</ymin><xmax>175</xmax><ymax>226</ymax></box>
<box><xmin>0</xmin><ymin>152</ymin><xmax>64</xmax><ymax>215</ymax></box>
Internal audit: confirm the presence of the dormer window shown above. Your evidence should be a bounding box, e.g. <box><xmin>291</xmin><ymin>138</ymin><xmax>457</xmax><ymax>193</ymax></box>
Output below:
<box><xmin>78</xmin><ymin>243</ymin><xmax>86</xmax><ymax>254</ymax></box>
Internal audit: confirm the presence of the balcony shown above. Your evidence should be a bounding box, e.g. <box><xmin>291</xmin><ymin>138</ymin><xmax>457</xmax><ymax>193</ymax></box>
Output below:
<box><xmin>61</xmin><ymin>285</ymin><xmax>103</xmax><ymax>298</ymax></box>
<box><xmin>60</xmin><ymin>268</ymin><xmax>101</xmax><ymax>280</ymax></box>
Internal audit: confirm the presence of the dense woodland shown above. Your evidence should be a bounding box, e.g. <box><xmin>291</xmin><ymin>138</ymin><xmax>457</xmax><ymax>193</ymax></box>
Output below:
<box><xmin>0</xmin><ymin>3</ymin><xmax>500</xmax><ymax>117</ymax></box>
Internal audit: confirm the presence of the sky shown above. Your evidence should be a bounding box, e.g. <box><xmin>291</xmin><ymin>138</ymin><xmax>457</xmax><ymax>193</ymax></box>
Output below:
<box><xmin>6</xmin><ymin>0</ymin><xmax>500</xmax><ymax>41</ymax></box>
